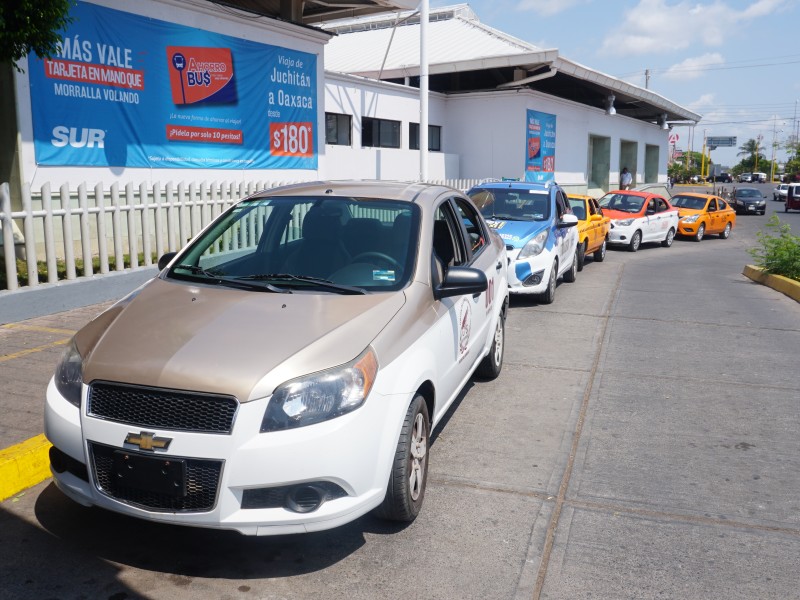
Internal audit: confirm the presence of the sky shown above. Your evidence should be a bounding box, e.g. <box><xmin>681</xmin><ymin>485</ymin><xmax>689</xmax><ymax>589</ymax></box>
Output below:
<box><xmin>430</xmin><ymin>0</ymin><xmax>800</xmax><ymax>170</ymax></box>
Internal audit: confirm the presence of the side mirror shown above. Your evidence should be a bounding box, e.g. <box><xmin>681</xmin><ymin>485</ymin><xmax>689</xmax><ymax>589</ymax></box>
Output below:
<box><xmin>435</xmin><ymin>266</ymin><xmax>488</xmax><ymax>300</ymax></box>
<box><xmin>158</xmin><ymin>252</ymin><xmax>177</xmax><ymax>270</ymax></box>
<box><xmin>646</xmin><ymin>209</ymin><xmax>656</xmax><ymax>216</ymax></box>
<box><xmin>558</xmin><ymin>213</ymin><xmax>578</xmax><ymax>229</ymax></box>
<box><xmin>589</xmin><ymin>214</ymin><xmax>603</xmax><ymax>222</ymax></box>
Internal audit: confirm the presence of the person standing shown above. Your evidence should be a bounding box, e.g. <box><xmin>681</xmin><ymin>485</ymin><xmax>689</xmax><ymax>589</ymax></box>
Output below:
<box><xmin>620</xmin><ymin>167</ymin><xmax>633</xmax><ymax>190</ymax></box>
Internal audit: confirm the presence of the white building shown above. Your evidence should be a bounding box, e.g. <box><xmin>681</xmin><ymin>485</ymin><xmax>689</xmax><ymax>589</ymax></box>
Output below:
<box><xmin>4</xmin><ymin>1</ymin><xmax>700</xmax><ymax>200</ymax></box>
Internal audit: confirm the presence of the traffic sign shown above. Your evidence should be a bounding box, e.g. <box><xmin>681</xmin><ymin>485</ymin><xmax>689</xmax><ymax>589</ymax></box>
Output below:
<box><xmin>705</xmin><ymin>136</ymin><xmax>736</xmax><ymax>147</ymax></box>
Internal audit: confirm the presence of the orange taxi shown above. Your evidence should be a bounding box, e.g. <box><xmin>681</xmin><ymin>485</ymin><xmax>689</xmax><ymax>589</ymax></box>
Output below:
<box><xmin>670</xmin><ymin>193</ymin><xmax>736</xmax><ymax>241</ymax></box>
<box><xmin>567</xmin><ymin>194</ymin><xmax>610</xmax><ymax>270</ymax></box>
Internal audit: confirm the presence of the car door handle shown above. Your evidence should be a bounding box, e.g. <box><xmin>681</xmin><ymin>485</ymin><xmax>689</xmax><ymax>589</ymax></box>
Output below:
<box><xmin>496</xmin><ymin>261</ymin><xmax>503</xmax><ymax>271</ymax></box>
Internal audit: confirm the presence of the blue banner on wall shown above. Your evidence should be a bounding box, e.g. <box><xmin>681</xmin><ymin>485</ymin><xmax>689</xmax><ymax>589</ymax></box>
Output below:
<box><xmin>29</xmin><ymin>2</ymin><xmax>317</xmax><ymax>170</ymax></box>
<box><xmin>524</xmin><ymin>110</ymin><xmax>556</xmax><ymax>183</ymax></box>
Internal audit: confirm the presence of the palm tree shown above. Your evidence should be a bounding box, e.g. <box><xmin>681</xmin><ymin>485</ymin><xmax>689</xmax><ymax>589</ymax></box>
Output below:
<box><xmin>737</xmin><ymin>138</ymin><xmax>766</xmax><ymax>171</ymax></box>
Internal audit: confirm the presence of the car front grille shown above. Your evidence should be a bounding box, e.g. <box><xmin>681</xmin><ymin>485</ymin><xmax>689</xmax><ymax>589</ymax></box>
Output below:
<box><xmin>89</xmin><ymin>442</ymin><xmax>222</xmax><ymax>512</ymax></box>
<box><xmin>88</xmin><ymin>381</ymin><xmax>238</xmax><ymax>434</ymax></box>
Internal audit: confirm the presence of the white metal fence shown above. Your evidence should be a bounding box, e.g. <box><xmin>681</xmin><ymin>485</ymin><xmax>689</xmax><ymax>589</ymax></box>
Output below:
<box><xmin>1</xmin><ymin>178</ymin><xmax>483</xmax><ymax>292</ymax></box>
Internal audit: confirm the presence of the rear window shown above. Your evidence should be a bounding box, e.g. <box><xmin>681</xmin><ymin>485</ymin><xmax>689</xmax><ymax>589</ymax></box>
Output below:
<box><xmin>469</xmin><ymin>188</ymin><xmax>551</xmax><ymax>222</ymax></box>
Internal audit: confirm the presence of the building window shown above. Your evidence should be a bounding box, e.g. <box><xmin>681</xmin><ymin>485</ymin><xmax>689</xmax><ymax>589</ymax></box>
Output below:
<box><xmin>409</xmin><ymin>123</ymin><xmax>442</xmax><ymax>151</ymax></box>
<box><xmin>326</xmin><ymin>113</ymin><xmax>351</xmax><ymax>146</ymax></box>
<box><xmin>361</xmin><ymin>117</ymin><xmax>401</xmax><ymax>148</ymax></box>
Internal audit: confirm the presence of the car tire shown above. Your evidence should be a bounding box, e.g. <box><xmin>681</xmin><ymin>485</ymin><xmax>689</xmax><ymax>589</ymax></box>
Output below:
<box><xmin>759</xmin><ymin>211</ymin><xmax>765</xmax><ymax>215</ymax></box>
<box><xmin>694</xmin><ymin>223</ymin><xmax>705</xmax><ymax>242</ymax></box>
<box><xmin>563</xmin><ymin>252</ymin><xmax>577</xmax><ymax>283</ymax></box>
<box><xmin>719</xmin><ymin>222</ymin><xmax>732</xmax><ymax>239</ymax></box>
<box><xmin>628</xmin><ymin>230</ymin><xmax>642</xmax><ymax>252</ymax></box>
<box><xmin>374</xmin><ymin>394</ymin><xmax>429</xmax><ymax>522</ymax></box>
<box><xmin>576</xmin><ymin>241</ymin><xmax>586</xmax><ymax>272</ymax></box>
<box><xmin>537</xmin><ymin>261</ymin><xmax>557</xmax><ymax>304</ymax></box>
<box><xmin>593</xmin><ymin>238</ymin><xmax>607</xmax><ymax>262</ymax></box>
<box><xmin>476</xmin><ymin>312</ymin><xmax>504</xmax><ymax>380</ymax></box>
<box><xmin>661</xmin><ymin>228</ymin><xmax>675</xmax><ymax>248</ymax></box>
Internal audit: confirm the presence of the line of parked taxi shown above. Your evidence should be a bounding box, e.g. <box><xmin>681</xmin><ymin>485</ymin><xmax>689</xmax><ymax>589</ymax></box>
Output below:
<box><xmin>464</xmin><ymin>181</ymin><xmax>738</xmax><ymax>305</ymax></box>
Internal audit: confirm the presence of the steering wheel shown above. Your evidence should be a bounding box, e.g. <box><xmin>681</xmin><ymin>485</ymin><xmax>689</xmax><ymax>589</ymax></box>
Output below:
<box><xmin>351</xmin><ymin>252</ymin><xmax>402</xmax><ymax>271</ymax></box>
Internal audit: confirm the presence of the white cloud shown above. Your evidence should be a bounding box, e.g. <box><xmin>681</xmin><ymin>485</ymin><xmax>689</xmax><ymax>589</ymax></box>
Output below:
<box><xmin>515</xmin><ymin>0</ymin><xmax>589</xmax><ymax>17</ymax></box>
<box><xmin>663</xmin><ymin>53</ymin><xmax>725</xmax><ymax>80</ymax></box>
<box><xmin>599</xmin><ymin>0</ymin><xmax>792</xmax><ymax>57</ymax></box>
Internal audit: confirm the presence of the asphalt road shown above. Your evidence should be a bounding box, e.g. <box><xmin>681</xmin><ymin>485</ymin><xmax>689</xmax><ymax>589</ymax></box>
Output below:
<box><xmin>1</xmin><ymin>185</ymin><xmax>799</xmax><ymax>600</ymax></box>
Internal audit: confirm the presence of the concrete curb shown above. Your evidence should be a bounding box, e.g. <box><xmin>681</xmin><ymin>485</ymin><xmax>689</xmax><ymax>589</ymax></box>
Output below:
<box><xmin>742</xmin><ymin>265</ymin><xmax>800</xmax><ymax>303</ymax></box>
<box><xmin>0</xmin><ymin>434</ymin><xmax>52</xmax><ymax>502</ymax></box>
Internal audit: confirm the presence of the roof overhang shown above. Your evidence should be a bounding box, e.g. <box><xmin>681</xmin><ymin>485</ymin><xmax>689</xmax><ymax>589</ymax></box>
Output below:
<box><xmin>207</xmin><ymin>0</ymin><xmax>418</xmax><ymax>25</ymax></box>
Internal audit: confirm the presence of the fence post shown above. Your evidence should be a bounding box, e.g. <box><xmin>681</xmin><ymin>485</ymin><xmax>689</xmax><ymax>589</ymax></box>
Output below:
<box><xmin>95</xmin><ymin>182</ymin><xmax>109</xmax><ymax>274</ymax></box>
<box><xmin>1</xmin><ymin>183</ymin><xmax>18</xmax><ymax>291</ymax></box>
<box><xmin>60</xmin><ymin>183</ymin><xmax>76</xmax><ymax>280</ymax></box>
<box><xmin>166</xmin><ymin>182</ymin><xmax>177</xmax><ymax>253</ymax></box>
<box><xmin>78</xmin><ymin>183</ymin><xmax>93</xmax><ymax>277</ymax></box>
<box><xmin>139</xmin><ymin>182</ymin><xmax>152</xmax><ymax>266</ymax></box>
<box><xmin>153</xmin><ymin>182</ymin><xmax>164</xmax><ymax>260</ymax></box>
<box><xmin>125</xmin><ymin>182</ymin><xmax>138</xmax><ymax>269</ymax></box>
<box><xmin>110</xmin><ymin>183</ymin><xmax>124</xmax><ymax>271</ymax></box>
<box><xmin>42</xmin><ymin>183</ymin><xmax>57</xmax><ymax>283</ymax></box>
<box><xmin>22</xmin><ymin>184</ymin><xmax>38</xmax><ymax>287</ymax></box>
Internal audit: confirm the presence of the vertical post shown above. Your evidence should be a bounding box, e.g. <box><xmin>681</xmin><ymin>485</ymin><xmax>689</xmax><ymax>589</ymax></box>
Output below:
<box><xmin>22</xmin><ymin>184</ymin><xmax>38</xmax><ymax>287</ymax></box>
<box><xmin>419</xmin><ymin>0</ymin><xmax>429</xmax><ymax>182</ymax></box>
<box><xmin>1</xmin><ymin>183</ymin><xmax>18</xmax><ymax>291</ymax></box>
<box><xmin>96</xmin><ymin>183</ymin><xmax>109</xmax><ymax>274</ymax></box>
<box><xmin>78</xmin><ymin>183</ymin><xmax>93</xmax><ymax>277</ymax></box>
<box><xmin>60</xmin><ymin>184</ymin><xmax>76</xmax><ymax>280</ymax></box>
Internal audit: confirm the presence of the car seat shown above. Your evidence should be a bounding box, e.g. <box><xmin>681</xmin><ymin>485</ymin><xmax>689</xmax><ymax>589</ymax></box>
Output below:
<box><xmin>283</xmin><ymin>207</ymin><xmax>351</xmax><ymax>278</ymax></box>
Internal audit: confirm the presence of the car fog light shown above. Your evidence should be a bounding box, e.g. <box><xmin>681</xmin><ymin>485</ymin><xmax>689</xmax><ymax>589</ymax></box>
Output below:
<box><xmin>523</xmin><ymin>269</ymin><xmax>544</xmax><ymax>286</ymax></box>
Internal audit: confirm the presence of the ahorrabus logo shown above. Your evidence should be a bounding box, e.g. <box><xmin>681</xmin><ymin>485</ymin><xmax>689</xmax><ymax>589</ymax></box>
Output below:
<box><xmin>167</xmin><ymin>46</ymin><xmax>237</xmax><ymax>105</ymax></box>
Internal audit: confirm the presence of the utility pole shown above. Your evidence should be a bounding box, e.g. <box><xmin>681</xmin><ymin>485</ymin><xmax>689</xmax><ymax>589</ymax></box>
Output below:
<box><xmin>645</xmin><ymin>69</ymin><xmax>650</xmax><ymax>89</ymax></box>
<box><xmin>755</xmin><ymin>134</ymin><xmax>763</xmax><ymax>172</ymax></box>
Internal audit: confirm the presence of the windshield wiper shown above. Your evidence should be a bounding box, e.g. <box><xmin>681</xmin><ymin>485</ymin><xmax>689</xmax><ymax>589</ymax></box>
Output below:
<box><xmin>487</xmin><ymin>214</ymin><xmax>531</xmax><ymax>221</ymax></box>
<box><xmin>238</xmin><ymin>273</ymin><xmax>367</xmax><ymax>295</ymax></box>
<box><xmin>173</xmin><ymin>264</ymin><xmax>290</xmax><ymax>293</ymax></box>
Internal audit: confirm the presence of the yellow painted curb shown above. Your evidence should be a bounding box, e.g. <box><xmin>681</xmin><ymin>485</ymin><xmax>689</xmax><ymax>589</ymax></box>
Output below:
<box><xmin>0</xmin><ymin>434</ymin><xmax>52</xmax><ymax>502</ymax></box>
<box><xmin>743</xmin><ymin>265</ymin><xmax>800</xmax><ymax>303</ymax></box>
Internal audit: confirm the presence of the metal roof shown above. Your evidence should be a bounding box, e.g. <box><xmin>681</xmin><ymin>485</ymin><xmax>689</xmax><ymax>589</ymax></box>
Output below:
<box><xmin>207</xmin><ymin>0</ymin><xmax>418</xmax><ymax>26</ymax></box>
<box><xmin>322</xmin><ymin>4</ymin><xmax>701</xmax><ymax>125</ymax></box>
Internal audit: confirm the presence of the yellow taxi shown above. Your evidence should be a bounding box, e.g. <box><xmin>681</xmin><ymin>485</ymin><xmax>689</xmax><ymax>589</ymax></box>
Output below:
<box><xmin>670</xmin><ymin>193</ymin><xmax>736</xmax><ymax>241</ymax></box>
<box><xmin>567</xmin><ymin>194</ymin><xmax>610</xmax><ymax>270</ymax></box>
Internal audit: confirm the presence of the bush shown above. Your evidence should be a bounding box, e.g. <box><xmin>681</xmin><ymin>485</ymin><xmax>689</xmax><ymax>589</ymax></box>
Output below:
<box><xmin>748</xmin><ymin>215</ymin><xmax>800</xmax><ymax>282</ymax></box>
<box><xmin>0</xmin><ymin>253</ymin><xmax>157</xmax><ymax>290</ymax></box>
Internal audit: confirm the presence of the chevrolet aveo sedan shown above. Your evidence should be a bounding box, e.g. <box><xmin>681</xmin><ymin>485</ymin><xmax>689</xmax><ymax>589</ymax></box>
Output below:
<box><xmin>670</xmin><ymin>193</ymin><xmax>736</xmax><ymax>241</ymax></box>
<box><xmin>599</xmin><ymin>190</ymin><xmax>679</xmax><ymax>252</ymax></box>
<box><xmin>467</xmin><ymin>181</ymin><xmax>578</xmax><ymax>304</ymax></box>
<box><xmin>566</xmin><ymin>194</ymin><xmax>610</xmax><ymax>270</ymax></box>
<box><xmin>45</xmin><ymin>181</ymin><xmax>509</xmax><ymax>535</ymax></box>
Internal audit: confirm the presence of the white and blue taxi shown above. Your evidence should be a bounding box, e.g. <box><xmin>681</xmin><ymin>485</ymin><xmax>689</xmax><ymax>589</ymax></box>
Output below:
<box><xmin>467</xmin><ymin>181</ymin><xmax>578</xmax><ymax>303</ymax></box>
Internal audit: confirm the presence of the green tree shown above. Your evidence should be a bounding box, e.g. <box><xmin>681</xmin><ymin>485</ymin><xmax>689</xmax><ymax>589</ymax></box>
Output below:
<box><xmin>736</xmin><ymin>138</ymin><xmax>766</xmax><ymax>172</ymax></box>
<box><xmin>0</xmin><ymin>0</ymin><xmax>75</xmax><ymax>71</ymax></box>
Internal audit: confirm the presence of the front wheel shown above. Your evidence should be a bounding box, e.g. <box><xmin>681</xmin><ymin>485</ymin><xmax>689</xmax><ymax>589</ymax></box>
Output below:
<box><xmin>375</xmin><ymin>395</ymin><xmax>430</xmax><ymax>522</ymax></box>
<box><xmin>661</xmin><ymin>228</ymin><xmax>675</xmax><ymax>247</ymax></box>
<box><xmin>593</xmin><ymin>238</ymin><xmax>607</xmax><ymax>262</ymax></box>
<box><xmin>694</xmin><ymin>223</ymin><xmax>705</xmax><ymax>242</ymax></box>
<box><xmin>476</xmin><ymin>312</ymin><xmax>504</xmax><ymax>380</ymax></box>
<box><xmin>576</xmin><ymin>241</ymin><xmax>586</xmax><ymax>271</ymax></box>
<box><xmin>628</xmin><ymin>230</ymin><xmax>642</xmax><ymax>252</ymax></box>
<box><xmin>719</xmin><ymin>222</ymin><xmax>732</xmax><ymax>239</ymax></box>
<box><xmin>537</xmin><ymin>261</ymin><xmax>557</xmax><ymax>304</ymax></box>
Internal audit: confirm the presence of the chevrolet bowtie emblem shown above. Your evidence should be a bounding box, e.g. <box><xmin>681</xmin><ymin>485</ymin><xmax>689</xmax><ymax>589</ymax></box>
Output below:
<box><xmin>124</xmin><ymin>431</ymin><xmax>172</xmax><ymax>452</ymax></box>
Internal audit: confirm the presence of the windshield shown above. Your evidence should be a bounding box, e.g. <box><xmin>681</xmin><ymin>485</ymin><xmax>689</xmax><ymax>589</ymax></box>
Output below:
<box><xmin>598</xmin><ymin>193</ymin><xmax>645</xmax><ymax>213</ymax></box>
<box><xmin>671</xmin><ymin>195</ymin><xmax>707</xmax><ymax>210</ymax></box>
<box><xmin>168</xmin><ymin>195</ymin><xmax>419</xmax><ymax>292</ymax></box>
<box><xmin>567</xmin><ymin>198</ymin><xmax>587</xmax><ymax>220</ymax></box>
<box><xmin>736</xmin><ymin>189</ymin><xmax>761</xmax><ymax>198</ymax></box>
<box><xmin>469</xmin><ymin>188</ymin><xmax>550</xmax><ymax>221</ymax></box>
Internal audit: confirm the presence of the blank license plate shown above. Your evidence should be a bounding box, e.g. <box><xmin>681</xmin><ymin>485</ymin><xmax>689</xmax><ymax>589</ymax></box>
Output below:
<box><xmin>112</xmin><ymin>451</ymin><xmax>187</xmax><ymax>497</ymax></box>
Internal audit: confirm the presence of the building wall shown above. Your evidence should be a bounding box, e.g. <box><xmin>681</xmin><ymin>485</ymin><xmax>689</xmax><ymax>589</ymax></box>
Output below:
<box><xmin>444</xmin><ymin>89</ymin><xmax>670</xmax><ymax>194</ymax></box>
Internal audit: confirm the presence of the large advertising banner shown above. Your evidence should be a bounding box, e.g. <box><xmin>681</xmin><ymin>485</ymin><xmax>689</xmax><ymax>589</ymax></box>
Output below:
<box><xmin>28</xmin><ymin>2</ymin><xmax>318</xmax><ymax>170</ymax></box>
<box><xmin>524</xmin><ymin>110</ymin><xmax>556</xmax><ymax>183</ymax></box>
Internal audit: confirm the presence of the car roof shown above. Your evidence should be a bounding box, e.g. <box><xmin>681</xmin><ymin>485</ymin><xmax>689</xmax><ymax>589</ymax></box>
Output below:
<box><xmin>471</xmin><ymin>181</ymin><xmax>553</xmax><ymax>192</ymax></box>
<box><xmin>605</xmin><ymin>189</ymin><xmax>659</xmax><ymax>199</ymax></box>
<box><xmin>567</xmin><ymin>194</ymin><xmax>593</xmax><ymax>200</ymax></box>
<box><xmin>247</xmin><ymin>180</ymin><xmax>459</xmax><ymax>204</ymax></box>
<box><xmin>671</xmin><ymin>192</ymin><xmax>716</xmax><ymax>199</ymax></box>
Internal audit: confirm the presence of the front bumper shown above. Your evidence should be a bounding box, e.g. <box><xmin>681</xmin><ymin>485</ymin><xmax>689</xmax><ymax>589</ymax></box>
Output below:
<box><xmin>607</xmin><ymin>223</ymin><xmax>636</xmax><ymax>245</ymax></box>
<box><xmin>44</xmin><ymin>376</ymin><xmax>406</xmax><ymax>535</ymax></box>
<box><xmin>506</xmin><ymin>248</ymin><xmax>553</xmax><ymax>294</ymax></box>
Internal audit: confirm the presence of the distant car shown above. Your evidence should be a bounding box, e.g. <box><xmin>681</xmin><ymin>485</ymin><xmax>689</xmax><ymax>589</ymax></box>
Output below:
<box><xmin>567</xmin><ymin>194</ymin><xmax>610</xmax><ymax>270</ymax></box>
<box><xmin>599</xmin><ymin>190</ymin><xmax>680</xmax><ymax>252</ymax></box>
<box><xmin>714</xmin><ymin>173</ymin><xmax>732</xmax><ymax>183</ymax></box>
<box><xmin>773</xmin><ymin>183</ymin><xmax>789</xmax><ymax>202</ymax></box>
<box><xmin>738</xmin><ymin>173</ymin><xmax>753</xmax><ymax>183</ymax></box>
<box><xmin>752</xmin><ymin>172</ymin><xmax>767</xmax><ymax>183</ymax></box>
<box><xmin>467</xmin><ymin>180</ymin><xmax>578</xmax><ymax>303</ymax></box>
<box><xmin>671</xmin><ymin>193</ymin><xmax>736</xmax><ymax>241</ymax></box>
<box><xmin>44</xmin><ymin>180</ymin><xmax>510</xmax><ymax>535</ymax></box>
<box><xmin>730</xmin><ymin>187</ymin><xmax>766</xmax><ymax>215</ymax></box>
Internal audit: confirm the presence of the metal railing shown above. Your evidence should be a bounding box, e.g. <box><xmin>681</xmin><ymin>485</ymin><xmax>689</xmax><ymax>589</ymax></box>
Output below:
<box><xmin>1</xmin><ymin>178</ymin><xmax>483</xmax><ymax>292</ymax></box>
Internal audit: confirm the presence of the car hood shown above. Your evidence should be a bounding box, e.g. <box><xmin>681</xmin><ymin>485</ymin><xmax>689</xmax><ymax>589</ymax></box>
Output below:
<box><xmin>77</xmin><ymin>277</ymin><xmax>404</xmax><ymax>402</ymax></box>
<box><xmin>677</xmin><ymin>208</ymin><xmax>703</xmax><ymax>217</ymax></box>
<box><xmin>601</xmin><ymin>208</ymin><xmax>641</xmax><ymax>221</ymax></box>
<box><xmin>484</xmin><ymin>218</ymin><xmax>548</xmax><ymax>249</ymax></box>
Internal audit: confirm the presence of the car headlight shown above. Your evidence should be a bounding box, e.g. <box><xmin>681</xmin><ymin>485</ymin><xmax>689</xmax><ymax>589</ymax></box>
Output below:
<box><xmin>681</xmin><ymin>214</ymin><xmax>700</xmax><ymax>223</ymax></box>
<box><xmin>54</xmin><ymin>340</ymin><xmax>83</xmax><ymax>407</ymax></box>
<box><xmin>613</xmin><ymin>218</ymin><xmax>635</xmax><ymax>227</ymax></box>
<box><xmin>518</xmin><ymin>230</ymin><xmax>549</xmax><ymax>260</ymax></box>
<box><xmin>261</xmin><ymin>347</ymin><xmax>378</xmax><ymax>432</ymax></box>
